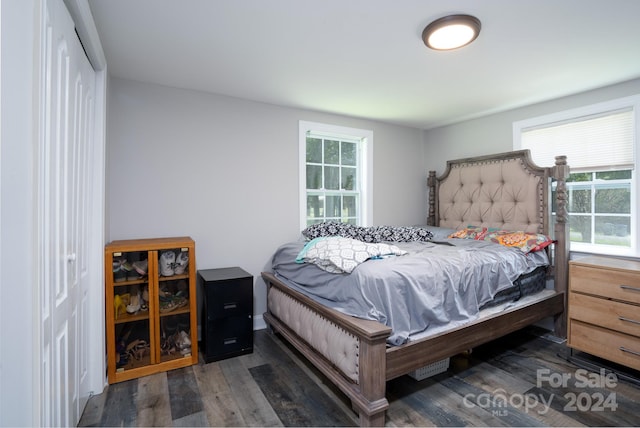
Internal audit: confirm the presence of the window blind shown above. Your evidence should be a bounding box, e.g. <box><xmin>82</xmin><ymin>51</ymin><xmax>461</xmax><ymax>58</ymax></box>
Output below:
<box><xmin>521</xmin><ymin>109</ymin><xmax>634</xmax><ymax>171</ymax></box>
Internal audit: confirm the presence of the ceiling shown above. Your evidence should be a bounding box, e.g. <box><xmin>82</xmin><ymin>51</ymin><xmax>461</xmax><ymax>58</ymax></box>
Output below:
<box><xmin>87</xmin><ymin>0</ymin><xmax>640</xmax><ymax>130</ymax></box>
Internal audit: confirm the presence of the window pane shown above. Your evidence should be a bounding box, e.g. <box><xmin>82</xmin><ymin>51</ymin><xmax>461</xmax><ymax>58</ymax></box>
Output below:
<box><xmin>341</xmin><ymin>142</ymin><xmax>357</xmax><ymax>166</ymax></box>
<box><xmin>596</xmin><ymin>170</ymin><xmax>632</xmax><ymax>180</ymax></box>
<box><xmin>306</xmin><ymin>165</ymin><xmax>322</xmax><ymax>189</ymax></box>
<box><xmin>307</xmin><ymin>195</ymin><xmax>323</xmax><ymax>218</ymax></box>
<box><xmin>568</xmin><ymin>172</ymin><xmax>592</xmax><ymax>182</ymax></box>
<box><xmin>343</xmin><ymin>195</ymin><xmax>357</xmax><ymax>218</ymax></box>
<box><xmin>324</xmin><ymin>140</ymin><xmax>339</xmax><ymax>164</ymax></box>
<box><xmin>596</xmin><ymin>216</ymin><xmax>631</xmax><ymax>246</ymax></box>
<box><xmin>341</xmin><ymin>167</ymin><xmax>356</xmax><ymax>190</ymax></box>
<box><xmin>570</xmin><ymin>214</ymin><xmax>592</xmax><ymax>243</ymax></box>
<box><xmin>324</xmin><ymin>166</ymin><xmax>340</xmax><ymax>190</ymax></box>
<box><xmin>326</xmin><ymin>196</ymin><xmax>341</xmax><ymax>218</ymax></box>
<box><xmin>568</xmin><ymin>185</ymin><xmax>591</xmax><ymax>213</ymax></box>
<box><xmin>595</xmin><ymin>183</ymin><xmax>630</xmax><ymax>214</ymax></box>
<box><xmin>306</xmin><ymin>137</ymin><xmax>322</xmax><ymax>163</ymax></box>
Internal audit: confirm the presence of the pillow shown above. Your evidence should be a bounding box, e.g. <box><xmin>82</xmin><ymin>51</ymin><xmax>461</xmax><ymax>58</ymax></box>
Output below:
<box><xmin>296</xmin><ymin>236</ymin><xmax>407</xmax><ymax>274</ymax></box>
<box><xmin>483</xmin><ymin>230</ymin><xmax>555</xmax><ymax>253</ymax></box>
<box><xmin>426</xmin><ymin>226</ymin><xmax>457</xmax><ymax>240</ymax></box>
<box><xmin>301</xmin><ymin>221</ymin><xmax>360</xmax><ymax>240</ymax></box>
<box><xmin>302</xmin><ymin>222</ymin><xmax>434</xmax><ymax>243</ymax></box>
<box><xmin>357</xmin><ymin>226</ymin><xmax>381</xmax><ymax>243</ymax></box>
<box><xmin>448</xmin><ymin>226</ymin><xmax>488</xmax><ymax>240</ymax></box>
<box><xmin>371</xmin><ymin>225</ymin><xmax>434</xmax><ymax>243</ymax></box>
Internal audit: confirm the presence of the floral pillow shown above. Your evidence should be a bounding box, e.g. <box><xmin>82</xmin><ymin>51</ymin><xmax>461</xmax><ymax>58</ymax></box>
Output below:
<box><xmin>448</xmin><ymin>226</ymin><xmax>555</xmax><ymax>253</ymax></box>
<box><xmin>448</xmin><ymin>226</ymin><xmax>488</xmax><ymax>240</ymax></box>
<box><xmin>484</xmin><ymin>230</ymin><xmax>555</xmax><ymax>253</ymax></box>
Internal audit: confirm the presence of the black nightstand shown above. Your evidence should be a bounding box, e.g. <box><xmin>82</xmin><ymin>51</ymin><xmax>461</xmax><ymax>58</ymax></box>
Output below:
<box><xmin>197</xmin><ymin>267</ymin><xmax>253</xmax><ymax>363</ymax></box>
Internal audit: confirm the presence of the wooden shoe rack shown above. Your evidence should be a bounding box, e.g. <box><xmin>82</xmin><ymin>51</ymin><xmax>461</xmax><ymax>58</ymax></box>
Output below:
<box><xmin>105</xmin><ymin>237</ymin><xmax>198</xmax><ymax>384</ymax></box>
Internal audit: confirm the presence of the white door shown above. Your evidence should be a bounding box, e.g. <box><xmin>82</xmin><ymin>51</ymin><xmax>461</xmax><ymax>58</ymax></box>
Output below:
<box><xmin>40</xmin><ymin>0</ymin><xmax>96</xmax><ymax>425</ymax></box>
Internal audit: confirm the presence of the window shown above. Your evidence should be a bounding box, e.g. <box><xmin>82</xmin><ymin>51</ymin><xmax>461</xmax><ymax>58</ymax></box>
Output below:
<box><xmin>299</xmin><ymin>121</ymin><xmax>373</xmax><ymax>229</ymax></box>
<box><xmin>514</xmin><ymin>95</ymin><xmax>640</xmax><ymax>256</ymax></box>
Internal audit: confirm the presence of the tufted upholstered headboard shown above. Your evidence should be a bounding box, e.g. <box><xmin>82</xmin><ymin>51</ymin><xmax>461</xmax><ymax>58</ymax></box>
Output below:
<box><xmin>427</xmin><ymin>149</ymin><xmax>570</xmax><ymax>336</ymax></box>
<box><xmin>427</xmin><ymin>150</ymin><xmax>565</xmax><ymax>236</ymax></box>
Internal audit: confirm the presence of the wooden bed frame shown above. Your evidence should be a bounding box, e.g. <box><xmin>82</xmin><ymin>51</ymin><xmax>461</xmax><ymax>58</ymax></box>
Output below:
<box><xmin>262</xmin><ymin>150</ymin><xmax>569</xmax><ymax>426</ymax></box>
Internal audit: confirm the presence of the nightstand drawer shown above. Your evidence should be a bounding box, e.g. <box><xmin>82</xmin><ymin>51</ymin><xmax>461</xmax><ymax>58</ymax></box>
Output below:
<box><xmin>569</xmin><ymin>292</ymin><xmax>640</xmax><ymax>338</ymax></box>
<box><xmin>569</xmin><ymin>320</ymin><xmax>640</xmax><ymax>371</ymax></box>
<box><xmin>570</xmin><ymin>264</ymin><xmax>640</xmax><ymax>305</ymax></box>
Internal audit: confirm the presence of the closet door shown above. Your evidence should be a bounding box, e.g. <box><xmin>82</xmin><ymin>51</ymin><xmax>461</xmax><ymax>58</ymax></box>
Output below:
<box><xmin>40</xmin><ymin>0</ymin><xmax>96</xmax><ymax>426</ymax></box>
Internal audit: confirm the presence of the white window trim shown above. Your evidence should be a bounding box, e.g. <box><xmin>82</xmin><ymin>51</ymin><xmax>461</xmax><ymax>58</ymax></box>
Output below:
<box><xmin>513</xmin><ymin>94</ymin><xmax>640</xmax><ymax>257</ymax></box>
<box><xmin>299</xmin><ymin>120</ymin><xmax>373</xmax><ymax>231</ymax></box>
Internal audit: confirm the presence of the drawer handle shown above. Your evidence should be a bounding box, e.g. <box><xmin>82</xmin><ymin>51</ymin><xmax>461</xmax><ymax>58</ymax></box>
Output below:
<box><xmin>224</xmin><ymin>337</ymin><xmax>237</xmax><ymax>345</ymax></box>
<box><xmin>619</xmin><ymin>316</ymin><xmax>640</xmax><ymax>326</ymax></box>
<box><xmin>620</xmin><ymin>346</ymin><xmax>640</xmax><ymax>357</ymax></box>
<box><xmin>620</xmin><ymin>285</ymin><xmax>640</xmax><ymax>293</ymax></box>
<box><xmin>223</xmin><ymin>302</ymin><xmax>237</xmax><ymax>310</ymax></box>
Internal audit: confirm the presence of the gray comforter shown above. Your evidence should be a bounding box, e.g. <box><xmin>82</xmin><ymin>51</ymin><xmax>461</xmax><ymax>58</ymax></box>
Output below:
<box><xmin>270</xmin><ymin>238</ymin><xmax>549</xmax><ymax>345</ymax></box>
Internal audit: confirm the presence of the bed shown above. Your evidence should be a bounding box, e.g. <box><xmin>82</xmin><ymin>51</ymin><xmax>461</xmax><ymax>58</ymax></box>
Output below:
<box><xmin>262</xmin><ymin>149</ymin><xmax>569</xmax><ymax>426</ymax></box>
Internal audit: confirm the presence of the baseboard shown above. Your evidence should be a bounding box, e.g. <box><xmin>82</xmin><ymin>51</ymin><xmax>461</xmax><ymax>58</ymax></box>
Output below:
<box><xmin>253</xmin><ymin>314</ymin><xmax>267</xmax><ymax>330</ymax></box>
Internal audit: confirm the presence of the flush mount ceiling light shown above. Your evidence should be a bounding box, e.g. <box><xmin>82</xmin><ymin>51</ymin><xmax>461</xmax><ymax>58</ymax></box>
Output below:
<box><xmin>422</xmin><ymin>14</ymin><xmax>481</xmax><ymax>50</ymax></box>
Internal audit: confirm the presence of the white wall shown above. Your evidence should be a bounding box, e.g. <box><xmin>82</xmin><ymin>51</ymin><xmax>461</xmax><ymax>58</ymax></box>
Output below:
<box><xmin>0</xmin><ymin>0</ymin><xmax>37</xmax><ymax>425</ymax></box>
<box><xmin>423</xmin><ymin>78</ymin><xmax>640</xmax><ymax>175</ymax></box>
<box><xmin>106</xmin><ymin>77</ymin><xmax>426</xmax><ymax>326</ymax></box>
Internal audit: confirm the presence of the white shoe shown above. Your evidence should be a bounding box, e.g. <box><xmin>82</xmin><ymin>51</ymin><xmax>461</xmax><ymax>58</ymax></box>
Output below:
<box><xmin>126</xmin><ymin>291</ymin><xmax>141</xmax><ymax>314</ymax></box>
<box><xmin>176</xmin><ymin>330</ymin><xmax>191</xmax><ymax>355</ymax></box>
<box><xmin>174</xmin><ymin>251</ymin><xmax>189</xmax><ymax>275</ymax></box>
<box><xmin>159</xmin><ymin>251</ymin><xmax>176</xmax><ymax>276</ymax></box>
<box><xmin>178</xmin><ymin>330</ymin><xmax>191</xmax><ymax>348</ymax></box>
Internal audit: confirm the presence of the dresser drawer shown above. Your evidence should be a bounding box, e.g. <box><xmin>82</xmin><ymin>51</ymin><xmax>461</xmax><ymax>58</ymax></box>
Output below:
<box><xmin>570</xmin><ymin>264</ymin><xmax>640</xmax><ymax>305</ymax></box>
<box><xmin>569</xmin><ymin>320</ymin><xmax>640</xmax><ymax>371</ymax></box>
<box><xmin>569</xmin><ymin>292</ymin><xmax>640</xmax><ymax>338</ymax></box>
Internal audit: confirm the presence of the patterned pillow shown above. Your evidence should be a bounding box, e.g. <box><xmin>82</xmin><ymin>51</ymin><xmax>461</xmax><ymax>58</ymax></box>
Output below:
<box><xmin>448</xmin><ymin>226</ymin><xmax>488</xmax><ymax>240</ymax></box>
<box><xmin>483</xmin><ymin>230</ymin><xmax>555</xmax><ymax>253</ymax></box>
<box><xmin>296</xmin><ymin>236</ymin><xmax>407</xmax><ymax>274</ymax></box>
<box><xmin>301</xmin><ymin>221</ymin><xmax>359</xmax><ymax>240</ymax></box>
<box><xmin>302</xmin><ymin>222</ymin><xmax>433</xmax><ymax>243</ymax></box>
<box><xmin>373</xmin><ymin>225</ymin><xmax>434</xmax><ymax>242</ymax></box>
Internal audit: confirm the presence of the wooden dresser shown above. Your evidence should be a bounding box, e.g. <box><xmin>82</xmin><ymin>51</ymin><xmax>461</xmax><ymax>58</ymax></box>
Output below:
<box><xmin>568</xmin><ymin>255</ymin><xmax>640</xmax><ymax>371</ymax></box>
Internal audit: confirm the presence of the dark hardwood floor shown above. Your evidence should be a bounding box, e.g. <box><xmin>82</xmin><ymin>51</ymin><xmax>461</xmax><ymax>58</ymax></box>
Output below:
<box><xmin>79</xmin><ymin>327</ymin><xmax>640</xmax><ymax>427</ymax></box>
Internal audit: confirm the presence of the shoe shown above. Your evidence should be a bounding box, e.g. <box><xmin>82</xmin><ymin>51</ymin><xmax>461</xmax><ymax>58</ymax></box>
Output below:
<box><xmin>121</xmin><ymin>261</ymin><xmax>138</xmax><ymax>281</ymax></box>
<box><xmin>113</xmin><ymin>260</ymin><xmax>126</xmax><ymax>282</ymax></box>
<box><xmin>178</xmin><ymin>330</ymin><xmax>191</xmax><ymax>347</ymax></box>
<box><xmin>174</xmin><ymin>251</ymin><xmax>189</xmax><ymax>275</ymax></box>
<box><xmin>126</xmin><ymin>339</ymin><xmax>149</xmax><ymax>361</ymax></box>
<box><xmin>132</xmin><ymin>259</ymin><xmax>148</xmax><ymax>277</ymax></box>
<box><xmin>159</xmin><ymin>251</ymin><xmax>175</xmax><ymax>276</ymax></box>
<box><xmin>126</xmin><ymin>290</ymin><xmax>141</xmax><ymax>314</ymax></box>
<box><xmin>116</xmin><ymin>340</ymin><xmax>129</xmax><ymax>367</ymax></box>
<box><xmin>175</xmin><ymin>330</ymin><xmax>191</xmax><ymax>355</ymax></box>
<box><xmin>114</xmin><ymin>294</ymin><xmax>126</xmax><ymax>319</ymax></box>
<box><xmin>159</xmin><ymin>295</ymin><xmax>187</xmax><ymax>313</ymax></box>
